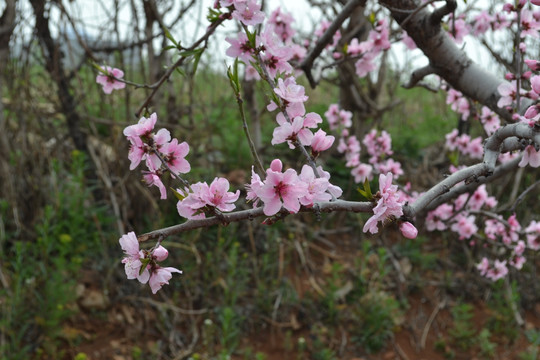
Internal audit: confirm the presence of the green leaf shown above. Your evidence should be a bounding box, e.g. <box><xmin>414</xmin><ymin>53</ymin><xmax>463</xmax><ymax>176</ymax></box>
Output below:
<box><xmin>139</xmin><ymin>258</ymin><xmax>151</xmax><ymax>276</ymax></box>
<box><xmin>163</xmin><ymin>26</ymin><xmax>178</xmax><ymax>47</ymax></box>
<box><xmin>171</xmin><ymin>187</ymin><xmax>187</xmax><ymax>201</ymax></box>
<box><xmin>206</xmin><ymin>7</ymin><xmax>222</xmax><ymax>22</ymax></box>
<box><xmin>357</xmin><ymin>178</ymin><xmax>374</xmax><ymax>201</ymax></box>
<box><xmin>226</xmin><ymin>58</ymin><xmax>241</xmax><ymax>94</ymax></box>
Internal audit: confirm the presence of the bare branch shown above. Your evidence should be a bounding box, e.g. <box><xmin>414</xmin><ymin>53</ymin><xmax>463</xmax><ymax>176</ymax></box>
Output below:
<box><xmin>402</xmin><ymin>64</ymin><xmax>436</xmax><ymax>89</ymax></box>
<box><xmin>299</xmin><ymin>0</ymin><xmax>366</xmax><ymax>88</ymax></box>
<box><xmin>137</xmin><ymin>200</ymin><xmax>374</xmax><ymax>242</ymax></box>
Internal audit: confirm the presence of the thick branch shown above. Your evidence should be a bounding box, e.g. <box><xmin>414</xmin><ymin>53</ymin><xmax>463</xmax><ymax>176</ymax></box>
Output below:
<box><xmin>380</xmin><ymin>0</ymin><xmax>531</xmax><ymax>121</ymax></box>
<box><xmin>405</xmin><ymin>122</ymin><xmax>540</xmax><ymax>218</ymax></box>
<box><xmin>138</xmin><ymin>200</ymin><xmax>373</xmax><ymax>242</ymax></box>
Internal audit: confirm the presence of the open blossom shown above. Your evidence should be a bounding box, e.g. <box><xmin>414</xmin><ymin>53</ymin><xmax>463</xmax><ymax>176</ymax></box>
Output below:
<box><xmin>232</xmin><ymin>0</ymin><xmax>265</xmax><ymax>26</ymax></box>
<box><xmin>177</xmin><ymin>178</ymin><xmax>239</xmax><ymax>219</ymax></box>
<box><xmin>518</xmin><ymin>145</ymin><xmax>540</xmax><ymax>168</ymax></box>
<box><xmin>143</xmin><ymin>164</ymin><xmax>167</xmax><ymax>200</ymax></box>
<box><xmin>268</xmin><ymin>7</ymin><xmax>296</xmax><ymax>42</ymax></box>
<box><xmin>497</xmin><ymin>81</ymin><xmax>517</xmax><ymax>108</ymax></box>
<box><xmin>486</xmin><ymin>260</ymin><xmax>508</xmax><ymax>281</ymax></box>
<box><xmin>477</xmin><ymin>258</ymin><xmax>490</xmax><ymax>276</ymax></box>
<box><xmin>225</xmin><ymin>32</ymin><xmax>255</xmax><ymax>63</ymax></box>
<box><xmin>298</xmin><ymin>165</ymin><xmax>332</xmax><ymax>206</ymax></box>
<box><xmin>203</xmin><ymin>177</ymin><xmax>240</xmax><ymax>212</ymax></box>
<box><xmin>525</xmin><ymin>220</ymin><xmax>540</xmax><ymax>250</ymax></box>
<box><xmin>120</xmin><ymin>232</ymin><xmax>150</xmax><ymax>283</ymax></box>
<box><xmin>363</xmin><ymin>172</ymin><xmax>404</xmax><ymax>234</ymax></box>
<box><xmin>272</xmin><ymin>116</ymin><xmax>313</xmax><ymax>149</ymax></box>
<box><xmin>274</xmin><ymin>77</ymin><xmax>308</xmax><ymax>104</ymax></box>
<box><xmin>162</xmin><ymin>139</ymin><xmax>191</xmax><ymax>175</ymax></box>
<box><xmin>311</xmin><ymin>129</ymin><xmax>335</xmax><ymax>154</ymax></box>
<box><xmin>450</xmin><ymin>214</ymin><xmax>478</xmax><ymax>240</ymax></box>
<box><xmin>256</xmin><ymin>159</ymin><xmax>308</xmax><ymax>216</ymax></box>
<box><xmin>246</xmin><ymin>167</ymin><xmax>264</xmax><ymax>207</ymax></box>
<box><xmin>149</xmin><ymin>267</ymin><xmax>183</xmax><ymax>294</ymax></box>
<box><xmin>316</xmin><ymin>165</ymin><xmax>343</xmax><ymax>198</ymax></box>
<box><xmin>96</xmin><ymin>66</ymin><xmax>126</xmax><ymax>94</ymax></box>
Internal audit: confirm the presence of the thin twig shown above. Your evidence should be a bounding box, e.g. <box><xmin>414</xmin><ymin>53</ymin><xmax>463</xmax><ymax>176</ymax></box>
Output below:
<box><xmin>299</xmin><ymin>0</ymin><xmax>366</xmax><ymax>88</ymax></box>
<box><xmin>233</xmin><ymin>83</ymin><xmax>265</xmax><ymax>176</ymax></box>
<box><xmin>135</xmin><ymin>17</ymin><xmax>226</xmax><ymax>117</ymax></box>
<box><xmin>508</xmin><ymin>178</ymin><xmax>540</xmax><ymax>213</ymax></box>
<box><xmin>420</xmin><ymin>299</ymin><xmax>446</xmax><ymax>349</ymax></box>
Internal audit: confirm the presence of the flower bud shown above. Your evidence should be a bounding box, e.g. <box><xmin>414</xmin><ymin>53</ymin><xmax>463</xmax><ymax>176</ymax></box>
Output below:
<box><xmin>399</xmin><ymin>221</ymin><xmax>418</xmax><ymax>239</ymax></box>
<box><xmin>152</xmin><ymin>245</ymin><xmax>169</xmax><ymax>262</ymax></box>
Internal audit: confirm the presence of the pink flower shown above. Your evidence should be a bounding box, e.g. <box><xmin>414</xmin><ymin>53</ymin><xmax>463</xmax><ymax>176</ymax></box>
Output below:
<box><xmin>426</xmin><ymin>204</ymin><xmax>453</xmax><ymax>231</ymax></box>
<box><xmin>246</xmin><ymin>167</ymin><xmax>264</xmax><ymax>207</ymax></box>
<box><xmin>268</xmin><ymin>7</ymin><xmax>296</xmax><ymax>42</ymax></box>
<box><xmin>518</xmin><ymin>145</ymin><xmax>540</xmax><ymax>168</ymax></box>
<box><xmin>468</xmin><ymin>185</ymin><xmax>488</xmax><ymax>210</ymax></box>
<box><xmin>119</xmin><ymin>232</ymin><xmax>150</xmax><ymax>283</ymax></box>
<box><xmin>162</xmin><ymin>139</ymin><xmax>191</xmax><ymax>175</ymax></box>
<box><xmin>374</xmin><ymin>159</ymin><xmax>404</xmax><ymax>179</ymax></box>
<box><xmin>525</xmin><ymin>220</ymin><xmax>540</xmax><ymax>250</ymax></box>
<box><xmin>531</xmin><ymin>75</ymin><xmax>540</xmax><ymax>95</ymax></box>
<box><xmin>355</xmin><ymin>53</ymin><xmax>377</xmax><ymax>78</ymax></box>
<box><xmin>363</xmin><ymin>172</ymin><xmax>404</xmax><ymax>234</ymax></box>
<box><xmin>525</xmin><ymin>59</ymin><xmax>540</xmax><ymax>71</ymax></box>
<box><xmin>476</xmin><ymin>257</ymin><xmax>489</xmax><ymax>276</ymax></box>
<box><xmin>497</xmin><ymin>82</ymin><xmax>517</xmax><ymax>108</ymax></box>
<box><xmin>351</xmin><ymin>163</ymin><xmax>373</xmax><ymax>183</ymax></box>
<box><xmin>225</xmin><ymin>33</ymin><xmax>255</xmax><ymax>63</ymax></box>
<box><xmin>149</xmin><ymin>267</ymin><xmax>182</xmax><ymax>294</ymax></box>
<box><xmin>450</xmin><ymin>215</ymin><xmax>478</xmax><ymax>240</ymax></box>
<box><xmin>510</xmin><ymin>255</ymin><xmax>526</xmax><ymax>270</ymax></box>
<box><xmin>96</xmin><ymin>66</ymin><xmax>126</xmax><ymax>94</ymax></box>
<box><xmin>142</xmin><ymin>163</ymin><xmax>167</xmax><ymax>200</ymax></box>
<box><xmin>232</xmin><ymin>0</ymin><xmax>265</xmax><ymax>26</ymax></box>
<box><xmin>256</xmin><ymin>160</ymin><xmax>308</xmax><ymax>216</ymax></box>
<box><xmin>272</xmin><ymin>116</ymin><xmax>313</xmax><ymax>149</ymax></box>
<box><xmin>127</xmin><ymin>135</ymin><xmax>145</xmax><ymax>170</ymax></box>
<box><xmin>400</xmin><ymin>221</ymin><xmax>418</xmax><ymax>239</ymax></box>
<box><xmin>298</xmin><ymin>165</ymin><xmax>332</xmax><ymax>206</ymax></box>
<box><xmin>316</xmin><ymin>165</ymin><xmax>343</xmax><ymax>198</ymax></box>
<box><xmin>177</xmin><ymin>182</ymin><xmax>211</xmax><ymax>220</ymax></box>
<box><xmin>124</xmin><ymin>113</ymin><xmax>157</xmax><ymax>138</ymax></box>
<box><xmin>311</xmin><ymin>129</ymin><xmax>335</xmax><ymax>154</ymax></box>
<box><xmin>486</xmin><ymin>260</ymin><xmax>508</xmax><ymax>281</ymax></box>
<box><xmin>274</xmin><ymin>77</ymin><xmax>308</xmax><ymax>103</ymax></box>
<box><xmin>203</xmin><ymin>177</ymin><xmax>240</xmax><ymax>212</ymax></box>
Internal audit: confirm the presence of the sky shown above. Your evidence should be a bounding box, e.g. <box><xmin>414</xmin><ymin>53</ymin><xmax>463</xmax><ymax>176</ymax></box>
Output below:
<box><xmin>7</xmin><ymin>0</ymin><xmax>506</xmax><ymax>77</ymax></box>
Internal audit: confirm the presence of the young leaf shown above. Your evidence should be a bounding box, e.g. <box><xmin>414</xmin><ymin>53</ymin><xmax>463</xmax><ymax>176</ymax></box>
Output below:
<box><xmin>171</xmin><ymin>187</ymin><xmax>187</xmax><ymax>201</ymax></box>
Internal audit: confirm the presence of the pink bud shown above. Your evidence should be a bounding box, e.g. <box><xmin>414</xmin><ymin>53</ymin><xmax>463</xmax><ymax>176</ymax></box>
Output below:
<box><xmin>153</xmin><ymin>245</ymin><xmax>169</xmax><ymax>262</ymax></box>
<box><xmin>532</xmin><ymin>0</ymin><xmax>540</xmax><ymax>5</ymax></box>
<box><xmin>270</xmin><ymin>159</ymin><xmax>283</xmax><ymax>172</ymax></box>
<box><xmin>399</xmin><ymin>221</ymin><xmax>418</xmax><ymax>239</ymax></box>
<box><xmin>525</xmin><ymin>59</ymin><xmax>540</xmax><ymax>71</ymax></box>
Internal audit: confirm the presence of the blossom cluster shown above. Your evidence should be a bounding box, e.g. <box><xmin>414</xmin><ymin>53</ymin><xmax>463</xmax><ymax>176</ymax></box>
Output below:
<box><xmin>123</xmin><ymin>113</ymin><xmax>191</xmax><ymax>199</ymax></box>
<box><xmin>326</xmin><ymin>103</ymin><xmax>403</xmax><ymax>183</ymax></box>
<box><xmin>246</xmin><ymin>159</ymin><xmax>342</xmax><ymax>217</ymax></box>
<box><xmin>120</xmin><ymin>232</ymin><xmax>182</xmax><ymax>294</ymax></box>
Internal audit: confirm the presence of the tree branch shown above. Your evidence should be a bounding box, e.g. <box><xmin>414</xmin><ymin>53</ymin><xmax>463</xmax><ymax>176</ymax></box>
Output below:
<box><xmin>299</xmin><ymin>0</ymin><xmax>366</xmax><ymax>88</ymax></box>
<box><xmin>137</xmin><ymin>200</ymin><xmax>373</xmax><ymax>242</ymax></box>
